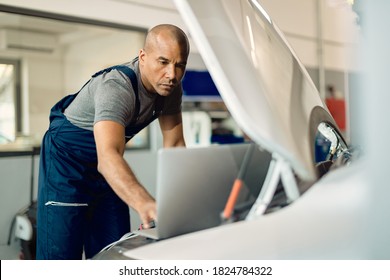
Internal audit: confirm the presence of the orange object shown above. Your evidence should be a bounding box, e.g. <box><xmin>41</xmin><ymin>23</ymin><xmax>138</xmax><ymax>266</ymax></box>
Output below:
<box><xmin>221</xmin><ymin>143</ymin><xmax>256</xmax><ymax>222</ymax></box>
<box><xmin>326</xmin><ymin>98</ymin><xmax>346</xmax><ymax>131</ymax></box>
<box><xmin>222</xmin><ymin>179</ymin><xmax>244</xmax><ymax>220</ymax></box>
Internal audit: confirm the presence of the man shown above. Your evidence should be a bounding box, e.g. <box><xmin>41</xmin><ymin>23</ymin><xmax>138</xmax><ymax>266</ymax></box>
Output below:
<box><xmin>36</xmin><ymin>24</ymin><xmax>189</xmax><ymax>259</ymax></box>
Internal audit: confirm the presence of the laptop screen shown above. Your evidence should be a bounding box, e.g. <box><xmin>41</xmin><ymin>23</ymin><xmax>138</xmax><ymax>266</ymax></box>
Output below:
<box><xmin>154</xmin><ymin>143</ymin><xmax>271</xmax><ymax>239</ymax></box>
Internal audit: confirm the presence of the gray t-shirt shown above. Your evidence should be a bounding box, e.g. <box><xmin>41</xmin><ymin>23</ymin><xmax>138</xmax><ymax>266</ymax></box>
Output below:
<box><xmin>63</xmin><ymin>58</ymin><xmax>182</xmax><ymax>131</ymax></box>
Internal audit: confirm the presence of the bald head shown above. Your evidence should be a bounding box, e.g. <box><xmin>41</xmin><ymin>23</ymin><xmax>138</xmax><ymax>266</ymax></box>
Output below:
<box><xmin>138</xmin><ymin>24</ymin><xmax>190</xmax><ymax>96</ymax></box>
<box><xmin>144</xmin><ymin>24</ymin><xmax>190</xmax><ymax>58</ymax></box>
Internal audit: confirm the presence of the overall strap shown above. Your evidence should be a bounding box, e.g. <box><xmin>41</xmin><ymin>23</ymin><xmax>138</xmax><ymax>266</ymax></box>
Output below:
<box><xmin>92</xmin><ymin>65</ymin><xmax>165</xmax><ymax>141</ymax></box>
<box><xmin>154</xmin><ymin>95</ymin><xmax>164</xmax><ymax>117</ymax></box>
<box><xmin>92</xmin><ymin>65</ymin><xmax>140</xmax><ymax>122</ymax></box>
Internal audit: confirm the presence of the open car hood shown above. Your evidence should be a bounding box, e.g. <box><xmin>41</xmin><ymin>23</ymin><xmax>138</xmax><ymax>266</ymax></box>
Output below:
<box><xmin>92</xmin><ymin>0</ymin><xmax>356</xmax><ymax>261</ymax></box>
<box><xmin>175</xmin><ymin>0</ymin><xmax>340</xmax><ymax>181</ymax></box>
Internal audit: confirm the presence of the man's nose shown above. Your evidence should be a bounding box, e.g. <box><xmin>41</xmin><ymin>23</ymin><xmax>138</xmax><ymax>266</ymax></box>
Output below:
<box><xmin>165</xmin><ymin>64</ymin><xmax>176</xmax><ymax>81</ymax></box>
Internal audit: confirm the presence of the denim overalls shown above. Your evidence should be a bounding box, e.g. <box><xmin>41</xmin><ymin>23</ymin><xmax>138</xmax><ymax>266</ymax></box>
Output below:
<box><xmin>36</xmin><ymin>65</ymin><xmax>163</xmax><ymax>259</ymax></box>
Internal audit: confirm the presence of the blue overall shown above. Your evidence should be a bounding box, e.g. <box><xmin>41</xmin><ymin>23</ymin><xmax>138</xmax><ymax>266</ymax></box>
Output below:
<box><xmin>36</xmin><ymin>66</ymin><xmax>163</xmax><ymax>259</ymax></box>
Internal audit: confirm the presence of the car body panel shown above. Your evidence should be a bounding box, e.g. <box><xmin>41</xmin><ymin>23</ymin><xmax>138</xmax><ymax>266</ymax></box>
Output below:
<box><xmin>122</xmin><ymin>160</ymin><xmax>368</xmax><ymax>259</ymax></box>
<box><xmin>174</xmin><ymin>0</ymin><xmax>338</xmax><ymax>181</ymax></box>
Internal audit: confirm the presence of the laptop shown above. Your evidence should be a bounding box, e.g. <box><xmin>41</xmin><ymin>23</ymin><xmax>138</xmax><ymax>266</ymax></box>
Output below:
<box><xmin>136</xmin><ymin>143</ymin><xmax>271</xmax><ymax>240</ymax></box>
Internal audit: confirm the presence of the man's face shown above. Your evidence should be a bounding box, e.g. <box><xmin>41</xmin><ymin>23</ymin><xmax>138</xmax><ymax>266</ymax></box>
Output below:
<box><xmin>139</xmin><ymin>36</ymin><xmax>188</xmax><ymax>97</ymax></box>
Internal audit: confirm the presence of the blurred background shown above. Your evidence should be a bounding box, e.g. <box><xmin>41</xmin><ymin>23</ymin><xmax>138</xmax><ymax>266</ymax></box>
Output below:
<box><xmin>0</xmin><ymin>0</ymin><xmax>365</xmax><ymax>259</ymax></box>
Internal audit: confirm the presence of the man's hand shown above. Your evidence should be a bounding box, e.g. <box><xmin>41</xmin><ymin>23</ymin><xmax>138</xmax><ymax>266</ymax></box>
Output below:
<box><xmin>138</xmin><ymin>199</ymin><xmax>157</xmax><ymax>229</ymax></box>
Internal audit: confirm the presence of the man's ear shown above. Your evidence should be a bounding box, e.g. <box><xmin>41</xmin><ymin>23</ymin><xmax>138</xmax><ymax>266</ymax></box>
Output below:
<box><xmin>139</xmin><ymin>49</ymin><xmax>146</xmax><ymax>64</ymax></box>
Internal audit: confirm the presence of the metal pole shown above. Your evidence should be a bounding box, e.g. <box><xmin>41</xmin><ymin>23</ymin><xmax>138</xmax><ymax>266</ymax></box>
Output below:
<box><xmin>317</xmin><ymin>0</ymin><xmax>326</xmax><ymax>100</ymax></box>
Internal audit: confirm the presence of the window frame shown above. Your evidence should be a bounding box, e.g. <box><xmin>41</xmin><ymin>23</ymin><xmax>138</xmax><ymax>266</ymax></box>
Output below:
<box><xmin>0</xmin><ymin>58</ymin><xmax>21</xmax><ymax>140</ymax></box>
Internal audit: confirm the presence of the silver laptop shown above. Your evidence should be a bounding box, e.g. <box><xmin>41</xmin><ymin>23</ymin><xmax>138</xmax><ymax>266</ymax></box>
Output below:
<box><xmin>136</xmin><ymin>143</ymin><xmax>271</xmax><ymax>240</ymax></box>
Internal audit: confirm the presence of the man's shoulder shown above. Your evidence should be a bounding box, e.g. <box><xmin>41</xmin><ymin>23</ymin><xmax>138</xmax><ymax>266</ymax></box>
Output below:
<box><xmin>123</xmin><ymin>57</ymin><xmax>139</xmax><ymax>72</ymax></box>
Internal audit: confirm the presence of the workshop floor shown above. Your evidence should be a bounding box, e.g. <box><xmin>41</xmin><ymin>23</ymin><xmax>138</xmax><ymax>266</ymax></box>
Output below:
<box><xmin>0</xmin><ymin>243</ymin><xmax>22</xmax><ymax>260</ymax></box>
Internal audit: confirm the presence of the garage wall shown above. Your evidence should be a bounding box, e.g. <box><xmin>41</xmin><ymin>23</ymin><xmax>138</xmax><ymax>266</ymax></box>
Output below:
<box><xmin>0</xmin><ymin>0</ymin><xmax>360</xmax><ymax>70</ymax></box>
<box><xmin>260</xmin><ymin>0</ymin><xmax>360</xmax><ymax>70</ymax></box>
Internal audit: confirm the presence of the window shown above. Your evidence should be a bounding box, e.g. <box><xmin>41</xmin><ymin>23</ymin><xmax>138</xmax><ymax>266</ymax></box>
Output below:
<box><xmin>0</xmin><ymin>11</ymin><xmax>149</xmax><ymax>149</ymax></box>
<box><xmin>0</xmin><ymin>59</ymin><xmax>20</xmax><ymax>143</ymax></box>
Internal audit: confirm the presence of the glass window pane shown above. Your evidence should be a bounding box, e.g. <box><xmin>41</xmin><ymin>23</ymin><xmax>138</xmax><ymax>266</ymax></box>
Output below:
<box><xmin>0</xmin><ymin>62</ymin><xmax>16</xmax><ymax>143</ymax></box>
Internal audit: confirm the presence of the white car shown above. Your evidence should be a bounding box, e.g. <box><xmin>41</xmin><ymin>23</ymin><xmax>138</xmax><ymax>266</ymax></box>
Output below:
<box><xmin>93</xmin><ymin>0</ymin><xmax>368</xmax><ymax>260</ymax></box>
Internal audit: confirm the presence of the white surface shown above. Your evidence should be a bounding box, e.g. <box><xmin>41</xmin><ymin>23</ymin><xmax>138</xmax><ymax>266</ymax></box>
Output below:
<box><xmin>124</xmin><ymin>160</ymin><xmax>369</xmax><ymax>259</ymax></box>
<box><xmin>182</xmin><ymin>111</ymin><xmax>211</xmax><ymax>147</ymax></box>
<box><xmin>174</xmin><ymin>0</ymin><xmax>328</xmax><ymax>181</ymax></box>
<box><xmin>14</xmin><ymin>215</ymin><xmax>33</xmax><ymax>241</ymax></box>
<box><xmin>362</xmin><ymin>1</ymin><xmax>390</xmax><ymax>259</ymax></box>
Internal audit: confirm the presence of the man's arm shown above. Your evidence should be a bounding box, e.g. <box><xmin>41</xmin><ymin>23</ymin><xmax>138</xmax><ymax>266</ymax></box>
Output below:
<box><xmin>94</xmin><ymin>120</ymin><xmax>156</xmax><ymax>226</ymax></box>
<box><xmin>159</xmin><ymin>113</ymin><xmax>186</xmax><ymax>148</ymax></box>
